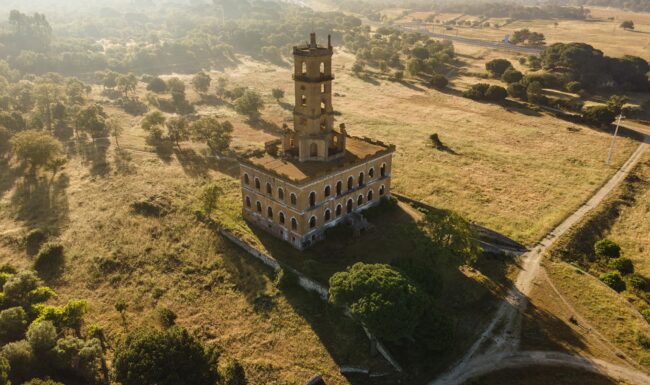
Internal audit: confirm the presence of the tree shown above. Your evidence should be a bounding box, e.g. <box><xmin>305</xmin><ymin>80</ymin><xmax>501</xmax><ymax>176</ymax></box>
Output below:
<box><xmin>234</xmin><ymin>90</ymin><xmax>264</xmax><ymax>117</ymax></box>
<box><xmin>485</xmin><ymin>59</ymin><xmax>512</xmax><ymax>77</ymax></box>
<box><xmin>507</xmin><ymin>82</ymin><xmax>527</xmax><ymax>99</ymax></box>
<box><xmin>463</xmin><ymin>83</ymin><xmax>490</xmax><ymax>100</ymax></box>
<box><xmin>351</xmin><ymin>61</ymin><xmax>364</xmax><ymax>75</ymax></box>
<box><xmin>583</xmin><ymin>106</ymin><xmax>616</xmax><ymax>127</ymax></box>
<box><xmin>0</xmin><ymin>126</ymin><xmax>11</xmax><ymax>159</ymax></box>
<box><xmin>608</xmin><ymin>257</ymin><xmax>634</xmax><ymax>275</ymax></box>
<box><xmin>141</xmin><ymin>111</ymin><xmax>166</xmax><ymax>132</ymax></box>
<box><xmin>75</xmin><ymin>104</ymin><xmax>108</xmax><ymax>140</ymax></box>
<box><xmin>329</xmin><ymin>263</ymin><xmax>425</xmax><ymax>342</ymax></box>
<box><xmin>599</xmin><ymin>271</ymin><xmax>626</xmax><ymax>292</ymax></box>
<box><xmin>271</xmin><ymin>88</ymin><xmax>284</xmax><ymax>100</ymax></box>
<box><xmin>107</xmin><ymin>118</ymin><xmax>124</xmax><ymax>149</ymax></box>
<box><xmin>113</xmin><ymin>327</ymin><xmax>219</xmax><ymax>385</ymax></box>
<box><xmin>102</xmin><ymin>70</ymin><xmax>118</xmax><ymax>90</ymax></box>
<box><xmin>10</xmin><ymin>130</ymin><xmax>64</xmax><ymax>172</ymax></box>
<box><xmin>2</xmin><ymin>270</ymin><xmax>41</xmax><ymax>308</ymax></box>
<box><xmin>419</xmin><ymin>210</ymin><xmax>482</xmax><ymax>264</ymax></box>
<box><xmin>484</xmin><ymin>85</ymin><xmax>508</xmax><ymax>102</ymax></box>
<box><xmin>26</xmin><ymin>320</ymin><xmax>57</xmax><ymax>354</ymax></box>
<box><xmin>157</xmin><ymin>308</ymin><xmax>177</xmax><ymax>329</ymax></box>
<box><xmin>146</xmin><ymin>77</ymin><xmax>167</xmax><ymax>93</ymax></box>
<box><xmin>0</xmin><ymin>307</ymin><xmax>28</xmax><ymax>343</ymax></box>
<box><xmin>165</xmin><ymin>116</ymin><xmax>189</xmax><ymax>149</ymax></box>
<box><xmin>34</xmin><ymin>82</ymin><xmax>62</xmax><ymax>132</ymax></box>
<box><xmin>192</xmin><ymin>72</ymin><xmax>211</xmax><ymax>94</ymax></box>
<box><xmin>115</xmin><ymin>300</ymin><xmax>128</xmax><ymax>330</ymax></box>
<box><xmin>428</xmin><ymin>74</ymin><xmax>448</xmax><ymax>89</ymax></box>
<box><xmin>117</xmin><ymin>74</ymin><xmax>138</xmax><ymax>98</ymax></box>
<box><xmin>606</xmin><ymin>95</ymin><xmax>629</xmax><ymax>115</ymax></box>
<box><xmin>0</xmin><ymin>355</ymin><xmax>9</xmax><ymax>385</ymax></box>
<box><xmin>594</xmin><ymin>239</ymin><xmax>621</xmax><ymax>259</ymax></box>
<box><xmin>190</xmin><ymin>117</ymin><xmax>233</xmax><ymax>155</ymax></box>
<box><xmin>620</xmin><ymin>20</ymin><xmax>635</xmax><ymax>30</ymax></box>
<box><xmin>501</xmin><ymin>68</ymin><xmax>523</xmax><ymax>84</ymax></box>
<box><xmin>406</xmin><ymin>58</ymin><xmax>422</xmax><ymax>76</ymax></box>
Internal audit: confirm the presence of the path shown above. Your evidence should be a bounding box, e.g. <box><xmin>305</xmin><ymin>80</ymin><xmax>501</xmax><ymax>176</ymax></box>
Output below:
<box><xmin>431</xmin><ymin>135</ymin><xmax>649</xmax><ymax>385</ymax></box>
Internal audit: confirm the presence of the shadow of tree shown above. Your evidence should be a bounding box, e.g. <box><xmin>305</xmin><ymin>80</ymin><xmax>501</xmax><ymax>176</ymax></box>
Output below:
<box><xmin>521</xmin><ymin>302</ymin><xmax>588</xmax><ymax>354</ymax></box>
<box><xmin>10</xmin><ymin>173</ymin><xmax>69</xmax><ymax>234</ymax></box>
<box><xmin>245</xmin><ymin>117</ymin><xmax>283</xmax><ymax>136</ymax></box>
<box><xmin>278</xmin><ymin>101</ymin><xmax>293</xmax><ymax>111</ymax></box>
<box><xmin>175</xmin><ymin>148</ymin><xmax>210</xmax><ymax>178</ymax></box>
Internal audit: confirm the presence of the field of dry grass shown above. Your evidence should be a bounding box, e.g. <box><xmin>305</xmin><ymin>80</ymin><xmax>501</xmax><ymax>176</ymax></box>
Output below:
<box><xmin>397</xmin><ymin>7</ymin><xmax>650</xmax><ymax>62</ymax></box>
<box><xmin>215</xmin><ymin>51</ymin><xmax>638</xmax><ymax>245</ymax></box>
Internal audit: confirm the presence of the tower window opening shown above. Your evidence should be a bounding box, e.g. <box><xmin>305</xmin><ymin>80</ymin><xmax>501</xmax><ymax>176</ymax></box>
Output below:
<box><xmin>336</xmin><ymin>181</ymin><xmax>342</xmax><ymax>196</ymax></box>
<box><xmin>266</xmin><ymin>183</ymin><xmax>272</xmax><ymax>195</ymax></box>
<box><xmin>346</xmin><ymin>199</ymin><xmax>353</xmax><ymax>213</ymax></box>
<box><xmin>244</xmin><ymin>173</ymin><xmax>249</xmax><ymax>185</ymax></box>
<box><xmin>358</xmin><ymin>172</ymin><xmax>364</xmax><ymax>187</ymax></box>
<box><xmin>256</xmin><ymin>201</ymin><xmax>262</xmax><ymax>213</ymax></box>
<box><xmin>321</xmin><ymin>101</ymin><xmax>326</xmax><ymax>114</ymax></box>
<box><xmin>369</xmin><ymin>168</ymin><xmax>374</xmax><ymax>178</ymax></box>
<box><xmin>310</xmin><ymin>143</ymin><xmax>318</xmax><ymax>157</ymax></box>
<box><xmin>309</xmin><ymin>216</ymin><xmax>317</xmax><ymax>228</ymax></box>
<box><xmin>301</xmin><ymin>61</ymin><xmax>307</xmax><ymax>75</ymax></box>
<box><xmin>278</xmin><ymin>188</ymin><xmax>284</xmax><ymax>201</ymax></box>
<box><xmin>324</xmin><ymin>185</ymin><xmax>331</xmax><ymax>197</ymax></box>
<box><xmin>358</xmin><ymin>194</ymin><xmax>363</xmax><ymax>206</ymax></box>
<box><xmin>347</xmin><ymin>176</ymin><xmax>353</xmax><ymax>191</ymax></box>
<box><xmin>290</xmin><ymin>193</ymin><xmax>297</xmax><ymax>206</ymax></box>
<box><xmin>291</xmin><ymin>218</ymin><xmax>297</xmax><ymax>231</ymax></box>
<box><xmin>320</xmin><ymin>62</ymin><xmax>325</xmax><ymax>76</ymax></box>
<box><xmin>245</xmin><ymin>196</ymin><xmax>251</xmax><ymax>208</ymax></box>
<box><xmin>325</xmin><ymin>209</ymin><xmax>331</xmax><ymax>221</ymax></box>
<box><xmin>279</xmin><ymin>212</ymin><xmax>285</xmax><ymax>225</ymax></box>
<box><xmin>255</xmin><ymin>178</ymin><xmax>260</xmax><ymax>190</ymax></box>
<box><xmin>301</xmin><ymin>94</ymin><xmax>307</xmax><ymax>106</ymax></box>
<box><xmin>381</xmin><ymin>163</ymin><xmax>386</xmax><ymax>177</ymax></box>
<box><xmin>336</xmin><ymin>204</ymin><xmax>342</xmax><ymax>217</ymax></box>
<box><xmin>321</xmin><ymin>83</ymin><xmax>326</xmax><ymax>93</ymax></box>
<box><xmin>267</xmin><ymin>207</ymin><xmax>273</xmax><ymax>219</ymax></box>
<box><xmin>368</xmin><ymin>190</ymin><xmax>373</xmax><ymax>201</ymax></box>
<box><xmin>379</xmin><ymin>185</ymin><xmax>385</xmax><ymax>196</ymax></box>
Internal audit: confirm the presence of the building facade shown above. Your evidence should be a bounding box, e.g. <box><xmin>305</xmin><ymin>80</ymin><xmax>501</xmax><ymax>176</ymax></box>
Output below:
<box><xmin>239</xmin><ymin>33</ymin><xmax>395</xmax><ymax>250</ymax></box>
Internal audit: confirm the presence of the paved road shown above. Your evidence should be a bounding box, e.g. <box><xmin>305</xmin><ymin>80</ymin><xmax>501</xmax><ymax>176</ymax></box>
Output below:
<box><xmin>431</xmin><ymin>137</ymin><xmax>649</xmax><ymax>385</ymax></box>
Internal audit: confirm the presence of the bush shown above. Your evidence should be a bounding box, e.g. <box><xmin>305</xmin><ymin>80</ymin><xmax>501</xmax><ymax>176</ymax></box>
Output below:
<box><xmin>221</xmin><ymin>359</ymin><xmax>247</xmax><ymax>385</ymax></box>
<box><xmin>463</xmin><ymin>83</ymin><xmax>490</xmax><ymax>100</ymax></box>
<box><xmin>629</xmin><ymin>275</ymin><xmax>647</xmax><ymax>291</ymax></box>
<box><xmin>485</xmin><ymin>59</ymin><xmax>512</xmax><ymax>77</ymax></box>
<box><xmin>594</xmin><ymin>239</ymin><xmax>621</xmax><ymax>259</ymax></box>
<box><xmin>26</xmin><ymin>320</ymin><xmax>57</xmax><ymax>354</ymax></box>
<box><xmin>642</xmin><ymin>309</ymin><xmax>650</xmax><ymax>323</ymax></box>
<box><xmin>501</xmin><ymin>68</ymin><xmax>523</xmax><ymax>83</ymax></box>
<box><xmin>484</xmin><ymin>85</ymin><xmax>508</xmax><ymax>102</ymax></box>
<box><xmin>113</xmin><ymin>326</ymin><xmax>219</xmax><ymax>385</ymax></box>
<box><xmin>507</xmin><ymin>82</ymin><xmax>527</xmax><ymax>99</ymax></box>
<box><xmin>0</xmin><ymin>306</ymin><xmax>28</xmax><ymax>343</ymax></box>
<box><xmin>157</xmin><ymin>307</ymin><xmax>177</xmax><ymax>329</ymax></box>
<box><xmin>583</xmin><ymin>106</ymin><xmax>616</xmax><ymax>127</ymax></box>
<box><xmin>608</xmin><ymin>257</ymin><xmax>634</xmax><ymax>275</ymax></box>
<box><xmin>2</xmin><ymin>271</ymin><xmax>40</xmax><ymax>307</ymax></box>
<box><xmin>22</xmin><ymin>379</ymin><xmax>65</xmax><ymax>385</ymax></box>
<box><xmin>599</xmin><ymin>271</ymin><xmax>626</xmax><ymax>292</ymax></box>
<box><xmin>25</xmin><ymin>229</ymin><xmax>47</xmax><ymax>256</ymax></box>
<box><xmin>0</xmin><ymin>355</ymin><xmax>8</xmax><ymax>385</ymax></box>
<box><xmin>1</xmin><ymin>340</ymin><xmax>33</xmax><ymax>377</ymax></box>
<box><xmin>34</xmin><ymin>242</ymin><xmax>65</xmax><ymax>278</ymax></box>
<box><xmin>566</xmin><ymin>81</ymin><xmax>583</xmax><ymax>93</ymax></box>
<box><xmin>274</xmin><ymin>269</ymin><xmax>298</xmax><ymax>290</ymax></box>
<box><xmin>428</xmin><ymin>74</ymin><xmax>448</xmax><ymax>89</ymax></box>
<box><xmin>147</xmin><ymin>77</ymin><xmax>167</xmax><ymax>93</ymax></box>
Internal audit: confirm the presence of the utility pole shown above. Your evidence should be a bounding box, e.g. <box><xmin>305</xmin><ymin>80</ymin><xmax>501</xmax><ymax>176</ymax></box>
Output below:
<box><xmin>606</xmin><ymin>114</ymin><xmax>624</xmax><ymax>165</ymax></box>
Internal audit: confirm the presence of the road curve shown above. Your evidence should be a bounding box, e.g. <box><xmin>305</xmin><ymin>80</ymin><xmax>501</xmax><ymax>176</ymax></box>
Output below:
<box><xmin>431</xmin><ymin>138</ymin><xmax>649</xmax><ymax>385</ymax></box>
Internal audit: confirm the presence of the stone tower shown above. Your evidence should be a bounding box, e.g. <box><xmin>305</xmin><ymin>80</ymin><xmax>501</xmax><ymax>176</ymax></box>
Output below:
<box><xmin>282</xmin><ymin>33</ymin><xmax>346</xmax><ymax>162</ymax></box>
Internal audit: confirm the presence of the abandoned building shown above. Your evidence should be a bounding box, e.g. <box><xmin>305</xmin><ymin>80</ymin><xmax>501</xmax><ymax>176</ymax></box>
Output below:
<box><xmin>239</xmin><ymin>33</ymin><xmax>395</xmax><ymax>249</ymax></box>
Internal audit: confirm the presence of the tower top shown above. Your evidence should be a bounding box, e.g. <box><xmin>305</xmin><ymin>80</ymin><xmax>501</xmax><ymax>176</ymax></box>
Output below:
<box><xmin>293</xmin><ymin>32</ymin><xmax>333</xmax><ymax>56</ymax></box>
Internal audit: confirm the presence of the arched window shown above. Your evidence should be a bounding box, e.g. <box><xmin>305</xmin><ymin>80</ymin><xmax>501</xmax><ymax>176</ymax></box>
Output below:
<box><xmin>357</xmin><ymin>194</ymin><xmax>363</xmax><ymax>206</ymax></box>
<box><xmin>367</xmin><ymin>190</ymin><xmax>373</xmax><ymax>201</ymax></box>
<box><xmin>347</xmin><ymin>176</ymin><xmax>354</xmax><ymax>191</ymax></box>
<box><xmin>380</xmin><ymin>163</ymin><xmax>386</xmax><ymax>177</ymax></box>
<box><xmin>290</xmin><ymin>193</ymin><xmax>297</xmax><ymax>206</ymax></box>
<box><xmin>267</xmin><ymin>206</ymin><xmax>273</xmax><ymax>219</ymax></box>
<box><xmin>301</xmin><ymin>61</ymin><xmax>307</xmax><ymax>75</ymax></box>
<box><xmin>279</xmin><ymin>212</ymin><xmax>285</xmax><ymax>225</ymax></box>
<box><xmin>254</xmin><ymin>178</ymin><xmax>260</xmax><ymax>190</ymax></box>
<box><xmin>309</xmin><ymin>192</ymin><xmax>316</xmax><ymax>208</ymax></box>
<box><xmin>309</xmin><ymin>216</ymin><xmax>317</xmax><ymax>228</ymax></box>
<box><xmin>245</xmin><ymin>196</ymin><xmax>251</xmax><ymax>208</ymax></box>
<box><xmin>336</xmin><ymin>181</ymin><xmax>342</xmax><ymax>196</ymax></box>
<box><xmin>324</xmin><ymin>209</ymin><xmax>331</xmax><ymax>221</ymax></box>
<box><xmin>256</xmin><ymin>201</ymin><xmax>262</xmax><ymax>213</ymax></box>
<box><xmin>278</xmin><ymin>188</ymin><xmax>284</xmax><ymax>201</ymax></box>
<box><xmin>346</xmin><ymin>199</ymin><xmax>353</xmax><ymax>214</ymax></box>
<box><xmin>324</xmin><ymin>185</ymin><xmax>331</xmax><ymax>197</ymax></box>
<box><xmin>368</xmin><ymin>168</ymin><xmax>374</xmax><ymax>178</ymax></box>
<box><xmin>358</xmin><ymin>172</ymin><xmax>364</xmax><ymax>187</ymax></box>
<box><xmin>310</xmin><ymin>143</ymin><xmax>318</xmax><ymax>157</ymax></box>
<box><xmin>244</xmin><ymin>173</ymin><xmax>250</xmax><ymax>185</ymax></box>
<box><xmin>379</xmin><ymin>185</ymin><xmax>385</xmax><ymax>196</ymax></box>
<box><xmin>266</xmin><ymin>183</ymin><xmax>272</xmax><ymax>195</ymax></box>
<box><xmin>291</xmin><ymin>217</ymin><xmax>297</xmax><ymax>231</ymax></box>
<box><xmin>335</xmin><ymin>204</ymin><xmax>342</xmax><ymax>217</ymax></box>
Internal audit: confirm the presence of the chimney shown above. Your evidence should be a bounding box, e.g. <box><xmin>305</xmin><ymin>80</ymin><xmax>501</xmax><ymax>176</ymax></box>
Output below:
<box><xmin>328</xmin><ymin>34</ymin><xmax>331</xmax><ymax>49</ymax></box>
<box><xmin>310</xmin><ymin>32</ymin><xmax>316</xmax><ymax>48</ymax></box>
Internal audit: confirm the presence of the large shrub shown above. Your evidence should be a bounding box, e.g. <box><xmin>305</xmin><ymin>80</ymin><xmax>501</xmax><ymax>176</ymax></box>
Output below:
<box><xmin>221</xmin><ymin>359</ymin><xmax>247</xmax><ymax>385</ymax></box>
<box><xmin>583</xmin><ymin>105</ymin><xmax>617</xmax><ymax>127</ymax></box>
<box><xmin>329</xmin><ymin>263</ymin><xmax>425</xmax><ymax>342</ymax></box>
<box><xmin>501</xmin><ymin>68</ymin><xmax>523</xmax><ymax>83</ymax></box>
<box><xmin>26</xmin><ymin>320</ymin><xmax>57</xmax><ymax>354</ymax></box>
<box><xmin>2</xmin><ymin>340</ymin><xmax>33</xmax><ymax>378</ymax></box>
<box><xmin>463</xmin><ymin>83</ymin><xmax>490</xmax><ymax>100</ymax></box>
<box><xmin>484</xmin><ymin>85</ymin><xmax>508</xmax><ymax>102</ymax></box>
<box><xmin>0</xmin><ymin>306</ymin><xmax>28</xmax><ymax>343</ymax></box>
<box><xmin>113</xmin><ymin>327</ymin><xmax>219</xmax><ymax>385</ymax></box>
<box><xmin>599</xmin><ymin>271</ymin><xmax>626</xmax><ymax>292</ymax></box>
<box><xmin>34</xmin><ymin>242</ymin><xmax>65</xmax><ymax>279</ymax></box>
<box><xmin>0</xmin><ymin>355</ymin><xmax>9</xmax><ymax>385</ymax></box>
<box><xmin>594</xmin><ymin>239</ymin><xmax>621</xmax><ymax>259</ymax></box>
<box><xmin>485</xmin><ymin>59</ymin><xmax>512</xmax><ymax>77</ymax></box>
<box><xmin>428</xmin><ymin>74</ymin><xmax>448</xmax><ymax>89</ymax></box>
<box><xmin>507</xmin><ymin>82</ymin><xmax>527</xmax><ymax>99</ymax></box>
<box><xmin>608</xmin><ymin>257</ymin><xmax>634</xmax><ymax>275</ymax></box>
